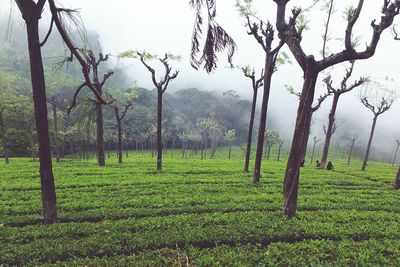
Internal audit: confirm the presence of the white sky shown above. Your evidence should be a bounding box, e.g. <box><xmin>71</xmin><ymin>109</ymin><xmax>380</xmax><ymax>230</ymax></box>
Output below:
<box><xmin>1</xmin><ymin>0</ymin><xmax>400</xmax><ymax>155</ymax></box>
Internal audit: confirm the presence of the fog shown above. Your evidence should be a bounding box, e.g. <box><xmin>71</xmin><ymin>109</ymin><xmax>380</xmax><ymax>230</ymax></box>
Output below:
<box><xmin>1</xmin><ymin>0</ymin><xmax>400</xmax><ymax>160</ymax></box>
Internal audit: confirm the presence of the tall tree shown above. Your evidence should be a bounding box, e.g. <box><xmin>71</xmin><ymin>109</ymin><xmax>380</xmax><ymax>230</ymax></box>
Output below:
<box><xmin>14</xmin><ymin>0</ymin><xmax>57</xmax><ymax>223</ymax></box>
<box><xmin>273</xmin><ymin>0</ymin><xmax>400</xmax><ymax>217</ymax></box>
<box><xmin>360</xmin><ymin>93</ymin><xmax>394</xmax><ymax>171</ymax></box>
<box><xmin>121</xmin><ymin>51</ymin><xmax>179</xmax><ymax>170</ymax></box>
<box><xmin>319</xmin><ymin>61</ymin><xmax>366</xmax><ymax>168</ymax></box>
<box><xmin>241</xmin><ymin>66</ymin><xmax>263</xmax><ymax>172</ymax></box>
<box><xmin>48</xmin><ymin>0</ymin><xmax>113</xmax><ymax>167</ymax></box>
<box><xmin>245</xmin><ymin>16</ymin><xmax>284</xmax><ymax>184</ymax></box>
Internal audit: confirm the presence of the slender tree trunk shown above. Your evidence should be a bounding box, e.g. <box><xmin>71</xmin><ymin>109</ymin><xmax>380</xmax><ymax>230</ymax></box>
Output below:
<box><xmin>24</xmin><ymin>13</ymin><xmax>57</xmax><ymax>223</ymax></box>
<box><xmin>96</xmin><ymin>103</ymin><xmax>105</xmax><ymax>166</ymax></box>
<box><xmin>244</xmin><ymin>90</ymin><xmax>258</xmax><ymax>172</ymax></box>
<box><xmin>361</xmin><ymin>115</ymin><xmax>378</xmax><ymax>171</ymax></box>
<box><xmin>392</xmin><ymin>143</ymin><xmax>400</xmax><ymax>167</ymax></box>
<box><xmin>157</xmin><ymin>91</ymin><xmax>163</xmax><ymax>170</ymax></box>
<box><xmin>277</xmin><ymin>143</ymin><xmax>283</xmax><ymax>161</ymax></box>
<box><xmin>228</xmin><ymin>144</ymin><xmax>232</xmax><ymax>159</ymax></box>
<box><xmin>320</xmin><ymin>94</ymin><xmax>339</xmax><ymax>168</ymax></box>
<box><xmin>52</xmin><ymin>103</ymin><xmax>60</xmax><ymax>163</ymax></box>
<box><xmin>253</xmin><ymin>55</ymin><xmax>274</xmax><ymax>183</ymax></box>
<box><xmin>347</xmin><ymin>139</ymin><xmax>355</xmax><ymax>166</ymax></box>
<box><xmin>115</xmin><ymin>108</ymin><xmax>123</xmax><ymax>164</ymax></box>
<box><xmin>393</xmin><ymin>166</ymin><xmax>400</xmax><ymax>189</ymax></box>
<box><xmin>283</xmin><ymin>70</ymin><xmax>318</xmax><ymax>217</ymax></box>
<box><xmin>267</xmin><ymin>144</ymin><xmax>272</xmax><ymax>160</ymax></box>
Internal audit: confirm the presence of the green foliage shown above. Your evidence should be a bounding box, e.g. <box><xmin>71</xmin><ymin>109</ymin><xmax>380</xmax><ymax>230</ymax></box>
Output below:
<box><xmin>224</xmin><ymin>129</ymin><xmax>237</xmax><ymax>143</ymax></box>
<box><xmin>265</xmin><ymin>129</ymin><xmax>280</xmax><ymax>146</ymax></box>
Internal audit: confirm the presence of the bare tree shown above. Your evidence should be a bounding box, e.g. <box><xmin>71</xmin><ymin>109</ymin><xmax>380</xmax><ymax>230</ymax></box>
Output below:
<box><xmin>273</xmin><ymin>0</ymin><xmax>400</xmax><ymax>217</ymax></box>
<box><xmin>48</xmin><ymin>1</ymin><xmax>113</xmax><ymax>167</ymax></box>
<box><xmin>15</xmin><ymin>0</ymin><xmax>57</xmax><ymax>223</ymax></box>
<box><xmin>110</xmin><ymin>96</ymin><xmax>134</xmax><ymax>164</ymax></box>
<box><xmin>241</xmin><ymin>66</ymin><xmax>263</xmax><ymax>172</ymax></box>
<box><xmin>319</xmin><ymin>61</ymin><xmax>367</xmax><ymax>168</ymax></box>
<box><xmin>136</xmin><ymin>52</ymin><xmax>179</xmax><ymax>171</ymax></box>
<box><xmin>360</xmin><ymin>92</ymin><xmax>395</xmax><ymax>171</ymax></box>
<box><xmin>392</xmin><ymin>139</ymin><xmax>400</xmax><ymax>166</ymax></box>
<box><xmin>245</xmin><ymin>17</ymin><xmax>284</xmax><ymax>184</ymax></box>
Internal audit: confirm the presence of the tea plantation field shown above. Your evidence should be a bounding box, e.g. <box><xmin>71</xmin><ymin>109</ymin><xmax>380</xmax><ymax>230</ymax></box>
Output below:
<box><xmin>1</xmin><ymin>150</ymin><xmax>400</xmax><ymax>266</ymax></box>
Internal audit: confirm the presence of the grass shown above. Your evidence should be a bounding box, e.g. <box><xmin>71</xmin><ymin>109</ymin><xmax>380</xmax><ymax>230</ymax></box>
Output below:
<box><xmin>1</xmin><ymin>148</ymin><xmax>400</xmax><ymax>266</ymax></box>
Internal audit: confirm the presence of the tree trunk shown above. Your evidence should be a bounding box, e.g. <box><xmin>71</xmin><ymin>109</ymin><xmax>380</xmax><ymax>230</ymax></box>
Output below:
<box><xmin>393</xmin><ymin>166</ymin><xmax>400</xmax><ymax>189</ymax></box>
<box><xmin>392</xmin><ymin>143</ymin><xmax>400</xmax><ymax>167</ymax></box>
<box><xmin>253</xmin><ymin>55</ymin><xmax>274</xmax><ymax>183</ymax></box>
<box><xmin>24</xmin><ymin>11</ymin><xmax>57</xmax><ymax>223</ymax></box>
<box><xmin>115</xmin><ymin>108</ymin><xmax>123</xmax><ymax>164</ymax></box>
<box><xmin>361</xmin><ymin>115</ymin><xmax>378</xmax><ymax>171</ymax></box>
<box><xmin>96</xmin><ymin>103</ymin><xmax>105</xmax><ymax>166</ymax></box>
<box><xmin>267</xmin><ymin>144</ymin><xmax>272</xmax><ymax>160</ymax></box>
<box><xmin>348</xmin><ymin>139</ymin><xmax>355</xmax><ymax>166</ymax></box>
<box><xmin>320</xmin><ymin>94</ymin><xmax>339</xmax><ymax>168</ymax></box>
<box><xmin>228</xmin><ymin>145</ymin><xmax>232</xmax><ymax>159</ymax></box>
<box><xmin>52</xmin><ymin>103</ymin><xmax>61</xmax><ymax>163</ymax></box>
<box><xmin>283</xmin><ymin>69</ymin><xmax>318</xmax><ymax>217</ymax></box>
<box><xmin>277</xmin><ymin>144</ymin><xmax>283</xmax><ymax>162</ymax></box>
<box><xmin>244</xmin><ymin>90</ymin><xmax>258</xmax><ymax>172</ymax></box>
<box><xmin>157</xmin><ymin>91</ymin><xmax>163</xmax><ymax>170</ymax></box>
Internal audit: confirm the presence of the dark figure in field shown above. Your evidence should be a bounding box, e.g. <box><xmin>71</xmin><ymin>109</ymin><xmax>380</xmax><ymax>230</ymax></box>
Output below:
<box><xmin>326</xmin><ymin>161</ymin><xmax>334</xmax><ymax>171</ymax></box>
<box><xmin>300</xmin><ymin>159</ymin><xmax>305</xmax><ymax>167</ymax></box>
<box><xmin>315</xmin><ymin>160</ymin><xmax>320</xmax><ymax>168</ymax></box>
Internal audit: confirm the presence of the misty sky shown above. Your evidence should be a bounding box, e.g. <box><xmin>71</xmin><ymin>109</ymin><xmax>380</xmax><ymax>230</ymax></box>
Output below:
<box><xmin>1</xmin><ymin>0</ymin><xmax>400</xmax><ymax>156</ymax></box>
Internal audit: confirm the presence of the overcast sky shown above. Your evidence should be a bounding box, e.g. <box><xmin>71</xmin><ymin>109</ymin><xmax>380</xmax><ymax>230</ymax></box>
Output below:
<box><xmin>2</xmin><ymin>0</ymin><xmax>400</xmax><ymax>157</ymax></box>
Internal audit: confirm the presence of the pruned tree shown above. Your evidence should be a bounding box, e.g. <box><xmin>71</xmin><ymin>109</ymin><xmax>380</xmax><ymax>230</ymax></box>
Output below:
<box><xmin>392</xmin><ymin>139</ymin><xmax>400</xmax><ymax>166</ymax></box>
<box><xmin>360</xmin><ymin>91</ymin><xmax>395</xmax><ymax>171</ymax></box>
<box><xmin>48</xmin><ymin>1</ymin><xmax>113</xmax><ymax>167</ymax></box>
<box><xmin>319</xmin><ymin>61</ymin><xmax>367</xmax><ymax>168</ymax></box>
<box><xmin>240</xmin><ymin>65</ymin><xmax>263</xmax><ymax>172</ymax></box>
<box><xmin>120</xmin><ymin>51</ymin><xmax>179</xmax><ymax>170</ymax></box>
<box><xmin>109</xmin><ymin>89</ymin><xmax>136</xmax><ymax>164</ymax></box>
<box><xmin>273</xmin><ymin>0</ymin><xmax>400</xmax><ymax>217</ymax></box>
<box><xmin>14</xmin><ymin>0</ymin><xmax>57</xmax><ymax>223</ymax></box>
<box><xmin>244</xmin><ymin>15</ymin><xmax>285</xmax><ymax>184</ymax></box>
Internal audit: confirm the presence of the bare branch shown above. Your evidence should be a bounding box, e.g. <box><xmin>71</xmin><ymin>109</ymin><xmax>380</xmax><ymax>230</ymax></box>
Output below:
<box><xmin>40</xmin><ymin>18</ymin><xmax>54</xmax><ymax>47</ymax></box>
<box><xmin>312</xmin><ymin>91</ymin><xmax>331</xmax><ymax>112</ymax></box>
<box><xmin>68</xmin><ymin>82</ymin><xmax>88</xmax><ymax>114</ymax></box>
<box><xmin>100</xmin><ymin>71</ymin><xmax>113</xmax><ymax>88</ymax></box>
